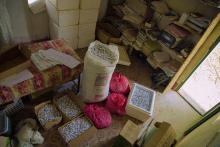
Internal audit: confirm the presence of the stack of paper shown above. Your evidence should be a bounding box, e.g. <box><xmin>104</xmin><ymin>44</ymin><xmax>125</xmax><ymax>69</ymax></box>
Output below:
<box><xmin>31</xmin><ymin>49</ymin><xmax>80</xmax><ymax>71</ymax></box>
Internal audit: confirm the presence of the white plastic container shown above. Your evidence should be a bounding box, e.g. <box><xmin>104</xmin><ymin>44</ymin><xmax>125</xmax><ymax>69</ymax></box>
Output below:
<box><xmin>81</xmin><ymin>41</ymin><xmax>119</xmax><ymax>102</ymax></box>
<box><xmin>46</xmin><ymin>0</ymin><xmax>79</xmax><ymax>26</ymax></box>
<box><xmin>79</xmin><ymin>9</ymin><xmax>99</xmax><ymax>24</ymax></box>
<box><xmin>48</xmin><ymin>0</ymin><xmax>79</xmax><ymax>10</ymax></box>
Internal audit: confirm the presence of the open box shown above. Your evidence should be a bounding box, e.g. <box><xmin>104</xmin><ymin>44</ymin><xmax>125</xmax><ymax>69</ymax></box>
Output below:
<box><xmin>58</xmin><ymin>115</ymin><xmax>97</xmax><ymax>147</ymax></box>
<box><xmin>34</xmin><ymin>100</ymin><xmax>62</xmax><ymax>130</ymax></box>
<box><xmin>0</xmin><ymin>46</ymin><xmax>31</xmax><ymax>80</ymax></box>
<box><xmin>53</xmin><ymin>91</ymin><xmax>84</xmax><ymax>122</ymax></box>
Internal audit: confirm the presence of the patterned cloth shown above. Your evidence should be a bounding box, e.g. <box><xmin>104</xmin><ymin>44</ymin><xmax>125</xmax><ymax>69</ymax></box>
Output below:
<box><xmin>0</xmin><ymin>39</ymin><xmax>82</xmax><ymax>105</ymax></box>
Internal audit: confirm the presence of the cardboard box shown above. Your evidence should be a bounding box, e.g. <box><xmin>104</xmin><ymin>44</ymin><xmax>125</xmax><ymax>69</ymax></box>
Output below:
<box><xmin>78</xmin><ymin>35</ymin><xmax>95</xmax><ymax>49</ymax></box>
<box><xmin>34</xmin><ymin>101</ymin><xmax>62</xmax><ymax>130</ymax></box>
<box><xmin>58</xmin><ymin>116</ymin><xmax>97</xmax><ymax>147</ymax></box>
<box><xmin>80</xmin><ymin>0</ymin><xmax>101</xmax><ymax>9</ymax></box>
<box><xmin>49</xmin><ymin>21</ymin><xmax>78</xmax><ymax>49</ymax></box>
<box><xmin>48</xmin><ymin>0</ymin><xmax>79</xmax><ymax>10</ymax></box>
<box><xmin>79</xmin><ymin>9</ymin><xmax>99</xmax><ymax>24</ymax></box>
<box><xmin>78</xmin><ymin>23</ymin><xmax>96</xmax><ymax>38</ymax></box>
<box><xmin>143</xmin><ymin>122</ymin><xmax>176</xmax><ymax>147</ymax></box>
<box><xmin>53</xmin><ymin>91</ymin><xmax>84</xmax><ymax>122</ymax></box>
<box><xmin>46</xmin><ymin>0</ymin><xmax>79</xmax><ymax>26</ymax></box>
<box><xmin>0</xmin><ymin>47</ymin><xmax>31</xmax><ymax>80</ymax></box>
<box><xmin>126</xmin><ymin>83</ymin><xmax>156</xmax><ymax>122</ymax></box>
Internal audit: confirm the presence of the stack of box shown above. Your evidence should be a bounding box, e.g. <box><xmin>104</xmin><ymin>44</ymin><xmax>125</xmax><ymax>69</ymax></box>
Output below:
<box><xmin>46</xmin><ymin>0</ymin><xmax>101</xmax><ymax>50</ymax></box>
<box><xmin>78</xmin><ymin>0</ymin><xmax>100</xmax><ymax>48</ymax></box>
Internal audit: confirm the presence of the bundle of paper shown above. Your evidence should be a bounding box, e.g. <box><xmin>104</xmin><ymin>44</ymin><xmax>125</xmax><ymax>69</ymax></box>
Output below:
<box><xmin>31</xmin><ymin>49</ymin><xmax>80</xmax><ymax>71</ymax></box>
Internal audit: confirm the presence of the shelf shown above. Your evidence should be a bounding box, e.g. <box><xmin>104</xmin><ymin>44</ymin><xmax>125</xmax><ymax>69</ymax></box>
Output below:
<box><xmin>159</xmin><ymin>41</ymin><xmax>185</xmax><ymax>63</ymax></box>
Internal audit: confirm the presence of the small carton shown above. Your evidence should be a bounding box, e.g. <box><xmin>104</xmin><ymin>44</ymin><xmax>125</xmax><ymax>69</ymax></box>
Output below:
<box><xmin>58</xmin><ymin>115</ymin><xmax>97</xmax><ymax>147</ymax></box>
<box><xmin>126</xmin><ymin>83</ymin><xmax>156</xmax><ymax>122</ymax></box>
<box><xmin>80</xmin><ymin>0</ymin><xmax>101</xmax><ymax>9</ymax></box>
<box><xmin>143</xmin><ymin>122</ymin><xmax>176</xmax><ymax>147</ymax></box>
<box><xmin>0</xmin><ymin>46</ymin><xmax>31</xmax><ymax>80</ymax></box>
<box><xmin>53</xmin><ymin>91</ymin><xmax>84</xmax><ymax>122</ymax></box>
<box><xmin>46</xmin><ymin>0</ymin><xmax>79</xmax><ymax>27</ymax></box>
<box><xmin>113</xmin><ymin>120</ymin><xmax>140</xmax><ymax>147</ymax></box>
<box><xmin>34</xmin><ymin>101</ymin><xmax>62</xmax><ymax>130</ymax></box>
<box><xmin>78</xmin><ymin>23</ymin><xmax>96</xmax><ymax>38</ymax></box>
<box><xmin>79</xmin><ymin>9</ymin><xmax>99</xmax><ymax>24</ymax></box>
<box><xmin>48</xmin><ymin>0</ymin><xmax>79</xmax><ymax>10</ymax></box>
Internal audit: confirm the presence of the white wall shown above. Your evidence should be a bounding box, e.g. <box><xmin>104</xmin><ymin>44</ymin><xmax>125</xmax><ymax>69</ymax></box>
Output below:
<box><xmin>176</xmin><ymin>112</ymin><xmax>220</xmax><ymax>147</ymax></box>
<box><xmin>154</xmin><ymin>91</ymin><xmax>201</xmax><ymax>139</ymax></box>
<box><xmin>6</xmin><ymin>0</ymin><xmax>49</xmax><ymax>44</ymax></box>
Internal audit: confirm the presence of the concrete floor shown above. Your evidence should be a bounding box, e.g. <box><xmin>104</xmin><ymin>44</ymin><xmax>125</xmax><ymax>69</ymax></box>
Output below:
<box><xmin>76</xmin><ymin>48</ymin><xmax>201</xmax><ymax>140</ymax></box>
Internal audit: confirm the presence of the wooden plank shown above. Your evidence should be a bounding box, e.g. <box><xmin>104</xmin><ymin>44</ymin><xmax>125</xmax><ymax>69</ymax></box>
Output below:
<box><xmin>163</xmin><ymin>13</ymin><xmax>220</xmax><ymax>93</ymax></box>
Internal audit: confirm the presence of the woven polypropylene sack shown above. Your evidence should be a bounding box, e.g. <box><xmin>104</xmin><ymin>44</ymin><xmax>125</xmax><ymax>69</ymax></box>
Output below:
<box><xmin>81</xmin><ymin>41</ymin><xmax>119</xmax><ymax>102</ymax></box>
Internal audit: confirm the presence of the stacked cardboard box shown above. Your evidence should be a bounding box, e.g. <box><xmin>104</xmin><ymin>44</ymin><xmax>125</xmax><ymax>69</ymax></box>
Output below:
<box><xmin>78</xmin><ymin>0</ymin><xmax>100</xmax><ymax>48</ymax></box>
<box><xmin>46</xmin><ymin>0</ymin><xmax>100</xmax><ymax>49</ymax></box>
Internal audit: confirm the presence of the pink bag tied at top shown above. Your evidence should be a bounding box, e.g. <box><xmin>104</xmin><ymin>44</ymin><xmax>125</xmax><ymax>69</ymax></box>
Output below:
<box><xmin>84</xmin><ymin>104</ymin><xmax>112</xmax><ymax>129</ymax></box>
<box><xmin>106</xmin><ymin>93</ymin><xmax>127</xmax><ymax>115</ymax></box>
<box><xmin>110</xmin><ymin>72</ymin><xmax>130</xmax><ymax>95</ymax></box>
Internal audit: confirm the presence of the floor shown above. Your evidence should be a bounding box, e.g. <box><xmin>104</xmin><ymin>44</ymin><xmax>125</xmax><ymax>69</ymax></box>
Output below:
<box><xmin>10</xmin><ymin>48</ymin><xmax>201</xmax><ymax>147</ymax></box>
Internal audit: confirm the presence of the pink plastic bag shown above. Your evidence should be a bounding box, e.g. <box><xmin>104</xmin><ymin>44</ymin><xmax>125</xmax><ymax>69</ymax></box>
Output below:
<box><xmin>84</xmin><ymin>104</ymin><xmax>112</xmax><ymax>129</ymax></box>
<box><xmin>105</xmin><ymin>93</ymin><xmax>127</xmax><ymax>115</ymax></box>
<box><xmin>110</xmin><ymin>72</ymin><xmax>130</xmax><ymax>95</ymax></box>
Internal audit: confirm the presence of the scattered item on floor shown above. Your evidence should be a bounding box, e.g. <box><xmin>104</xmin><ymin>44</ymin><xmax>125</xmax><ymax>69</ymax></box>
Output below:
<box><xmin>35</xmin><ymin>101</ymin><xmax>62</xmax><ymax>130</ymax></box>
<box><xmin>58</xmin><ymin>116</ymin><xmax>97</xmax><ymax>147</ymax></box>
<box><xmin>0</xmin><ymin>112</ymin><xmax>12</xmax><ymax>137</ymax></box>
<box><xmin>81</xmin><ymin>41</ymin><xmax>119</xmax><ymax>102</ymax></box>
<box><xmin>3</xmin><ymin>99</ymin><xmax>24</xmax><ymax>116</ymax></box>
<box><xmin>126</xmin><ymin>83</ymin><xmax>156</xmax><ymax>122</ymax></box>
<box><xmin>151</xmin><ymin>69</ymin><xmax>171</xmax><ymax>88</ymax></box>
<box><xmin>31</xmin><ymin>49</ymin><xmax>80</xmax><ymax>71</ymax></box>
<box><xmin>112</xmin><ymin>44</ymin><xmax>131</xmax><ymax>66</ymax></box>
<box><xmin>27</xmin><ymin>0</ymin><xmax>46</xmax><ymax>14</ymax></box>
<box><xmin>15</xmin><ymin>118</ymin><xmax>44</xmax><ymax>147</ymax></box>
<box><xmin>0</xmin><ymin>69</ymin><xmax>33</xmax><ymax>87</ymax></box>
<box><xmin>53</xmin><ymin>94</ymin><xmax>82</xmax><ymax>121</ymax></box>
<box><xmin>151</xmin><ymin>1</ymin><xmax>170</xmax><ymax>14</ymax></box>
<box><xmin>106</xmin><ymin>93</ymin><xmax>127</xmax><ymax>115</ymax></box>
<box><xmin>185</xmin><ymin>13</ymin><xmax>211</xmax><ymax>34</ymax></box>
<box><xmin>143</xmin><ymin>122</ymin><xmax>176</xmax><ymax>147</ymax></box>
<box><xmin>84</xmin><ymin>104</ymin><xmax>112</xmax><ymax>129</ymax></box>
<box><xmin>112</xmin><ymin>120</ymin><xmax>140</xmax><ymax>147</ymax></box>
<box><xmin>142</xmin><ymin>39</ymin><xmax>161</xmax><ymax>57</ymax></box>
<box><xmin>110</xmin><ymin>72</ymin><xmax>130</xmax><ymax>95</ymax></box>
<box><xmin>152</xmin><ymin>51</ymin><xmax>170</xmax><ymax>63</ymax></box>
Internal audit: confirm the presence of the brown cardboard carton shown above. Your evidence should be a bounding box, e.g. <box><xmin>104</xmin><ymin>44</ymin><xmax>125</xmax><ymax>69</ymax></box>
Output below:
<box><xmin>34</xmin><ymin>101</ymin><xmax>62</xmax><ymax>130</ymax></box>
<box><xmin>58</xmin><ymin>115</ymin><xmax>97</xmax><ymax>147</ymax></box>
<box><xmin>0</xmin><ymin>47</ymin><xmax>31</xmax><ymax>80</ymax></box>
<box><xmin>144</xmin><ymin>122</ymin><xmax>176</xmax><ymax>147</ymax></box>
<box><xmin>120</xmin><ymin>120</ymin><xmax>141</xmax><ymax>145</ymax></box>
<box><xmin>53</xmin><ymin>91</ymin><xmax>84</xmax><ymax>122</ymax></box>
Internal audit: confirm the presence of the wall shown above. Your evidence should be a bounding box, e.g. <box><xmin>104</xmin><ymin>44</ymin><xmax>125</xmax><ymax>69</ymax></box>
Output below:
<box><xmin>175</xmin><ymin>112</ymin><xmax>220</xmax><ymax>147</ymax></box>
<box><xmin>154</xmin><ymin>91</ymin><xmax>201</xmax><ymax>139</ymax></box>
<box><xmin>6</xmin><ymin>0</ymin><xmax>49</xmax><ymax>44</ymax></box>
<box><xmin>164</xmin><ymin>0</ymin><xmax>219</xmax><ymax>18</ymax></box>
